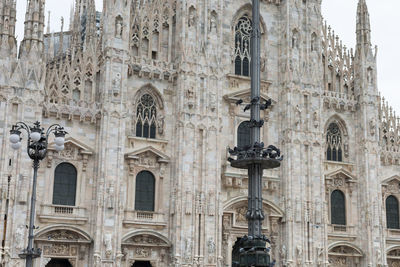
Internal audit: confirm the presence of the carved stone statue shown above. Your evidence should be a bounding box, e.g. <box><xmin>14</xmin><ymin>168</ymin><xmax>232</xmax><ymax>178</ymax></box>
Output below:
<box><xmin>157</xmin><ymin>115</ymin><xmax>165</xmax><ymax>135</ymax></box>
<box><xmin>280</xmin><ymin>244</ymin><xmax>287</xmax><ymax>261</ymax></box>
<box><xmin>296</xmin><ymin>245</ymin><xmax>303</xmax><ymax>264</ymax></box>
<box><xmin>104</xmin><ymin>233</ymin><xmax>113</xmax><ymax>258</ymax></box>
<box><xmin>93</xmin><ymin>253</ymin><xmax>101</xmax><ymax>267</ymax></box>
<box><xmin>14</xmin><ymin>225</ymin><xmax>25</xmax><ymax>250</ymax></box>
<box><xmin>369</xmin><ymin>120</ymin><xmax>376</xmax><ymax>136</ymax></box>
<box><xmin>115</xmin><ymin>17</ymin><xmax>123</xmax><ymax>38</ymax></box>
<box><xmin>107</xmin><ymin>182</ymin><xmax>115</xmax><ymax>209</ymax></box>
<box><xmin>188</xmin><ymin>7</ymin><xmax>196</xmax><ymax>27</ymax></box>
<box><xmin>208</xmin><ymin>237</ymin><xmax>216</xmax><ymax>254</ymax></box>
<box><xmin>209</xmin><ymin>12</ymin><xmax>217</xmax><ymax>33</ymax></box>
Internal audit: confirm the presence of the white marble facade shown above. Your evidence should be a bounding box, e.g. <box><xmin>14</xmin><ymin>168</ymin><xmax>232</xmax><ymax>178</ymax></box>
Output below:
<box><xmin>0</xmin><ymin>0</ymin><xmax>399</xmax><ymax>266</ymax></box>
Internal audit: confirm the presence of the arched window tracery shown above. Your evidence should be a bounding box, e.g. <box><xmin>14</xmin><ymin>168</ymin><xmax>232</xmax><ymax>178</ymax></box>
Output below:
<box><xmin>386</xmin><ymin>195</ymin><xmax>400</xmax><ymax>229</ymax></box>
<box><xmin>326</xmin><ymin>122</ymin><xmax>343</xmax><ymax>162</ymax></box>
<box><xmin>136</xmin><ymin>93</ymin><xmax>157</xmax><ymax>139</ymax></box>
<box><xmin>52</xmin><ymin>163</ymin><xmax>77</xmax><ymax>206</ymax></box>
<box><xmin>135</xmin><ymin>171</ymin><xmax>155</xmax><ymax>212</ymax></box>
<box><xmin>331</xmin><ymin>189</ymin><xmax>346</xmax><ymax>225</ymax></box>
<box><xmin>234</xmin><ymin>15</ymin><xmax>252</xmax><ymax>77</ymax></box>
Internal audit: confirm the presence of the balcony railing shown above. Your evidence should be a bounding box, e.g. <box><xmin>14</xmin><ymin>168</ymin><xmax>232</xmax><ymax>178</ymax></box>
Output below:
<box><xmin>123</xmin><ymin>210</ymin><xmax>167</xmax><ymax>226</ymax></box>
<box><xmin>328</xmin><ymin>224</ymin><xmax>357</xmax><ymax>237</ymax></box>
<box><xmin>38</xmin><ymin>204</ymin><xmax>88</xmax><ymax>225</ymax></box>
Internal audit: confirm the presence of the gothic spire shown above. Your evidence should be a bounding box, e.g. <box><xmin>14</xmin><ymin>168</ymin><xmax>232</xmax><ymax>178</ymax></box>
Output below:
<box><xmin>0</xmin><ymin>0</ymin><xmax>17</xmax><ymax>51</ymax></box>
<box><xmin>71</xmin><ymin>0</ymin><xmax>97</xmax><ymax>49</ymax></box>
<box><xmin>19</xmin><ymin>0</ymin><xmax>46</xmax><ymax>57</ymax></box>
<box><xmin>356</xmin><ymin>0</ymin><xmax>371</xmax><ymax>49</ymax></box>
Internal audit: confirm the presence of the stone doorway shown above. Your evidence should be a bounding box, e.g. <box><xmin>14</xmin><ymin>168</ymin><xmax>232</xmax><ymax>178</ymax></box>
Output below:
<box><xmin>132</xmin><ymin>261</ymin><xmax>152</xmax><ymax>267</ymax></box>
<box><xmin>46</xmin><ymin>259</ymin><xmax>73</xmax><ymax>267</ymax></box>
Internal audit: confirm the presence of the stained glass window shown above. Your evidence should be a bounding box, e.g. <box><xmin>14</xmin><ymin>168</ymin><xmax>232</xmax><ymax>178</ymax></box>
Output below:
<box><xmin>386</xmin><ymin>195</ymin><xmax>400</xmax><ymax>229</ymax></box>
<box><xmin>136</xmin><ymin>94</ymin><xmax>157</xmax><ymax>139</ymax></box>
<box><xmin>135</xmin><ymin>171</ymin><xmax>155</xmax><ymax>211</ymax></box>
<box><xmin>326</xmin><ymin>123</ymin><xmax>343</xmax><ymax>162</ymax></box>
<box><xmin>234</xmin><ymin>15</ymin><xmax>252</xmax><ymax>77</ymax></box>
<box><xmin>52</xmin><ymin>163</ymin><xmax>77</xmax><ymax>206</ymax></box>
<box><xmin>331</xmin><ymin>190</ymin><xmax>346</xmax><ymax>225</ymax></box>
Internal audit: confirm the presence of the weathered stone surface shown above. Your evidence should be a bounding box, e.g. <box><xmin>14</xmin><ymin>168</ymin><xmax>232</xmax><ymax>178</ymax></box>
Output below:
<box><xmin>0</xmin><ymin>0</ymin><xmax>398</xmax><ymax>266</ymax></box>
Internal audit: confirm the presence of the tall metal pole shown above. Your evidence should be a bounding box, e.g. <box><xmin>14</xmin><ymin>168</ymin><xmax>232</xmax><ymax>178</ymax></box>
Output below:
<box><xmin>229</xmin><ymin>0</ymin><xmax>282</xmax><ymax>266</ymax></box>
<box><xmin>10</xmin><ymin>121</ymin><xmax>67</xmax><ymax>266</ymax></box>
<box><xmin>248</xmin><ymin>0</ymin><xmax>263</xmax><ymax>239</ymax></box>
<box><xmin>25</xmin><ymin>159</ymin><xmax>39</xmax><ymax>267</ymax></box>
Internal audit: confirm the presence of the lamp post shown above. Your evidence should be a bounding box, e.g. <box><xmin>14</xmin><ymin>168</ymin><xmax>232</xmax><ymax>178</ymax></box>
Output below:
<box><xmin>228</xmin><ymin>0</ymin><xmax>282</xmax><ymax>266</ymax></box>
<box><xmin>9</xmin><ymin>121</ymin><xmax>67</xmax><ymax>267</ymax></box>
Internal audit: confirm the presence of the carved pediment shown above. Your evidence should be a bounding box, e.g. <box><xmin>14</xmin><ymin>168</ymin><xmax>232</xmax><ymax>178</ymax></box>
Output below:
<box><xmin>325</xmin><ymin>168</ymin><xmax>356</xmax><ymax>185</ymax></box>
<box><xmin>36</xmin><ymin>229</ymin><xmax>91</xmax><ymax>243</ymax></box>
<box><xmin>48</xmin><ymin>137</ymin><xmax>93</xmax><ymax>156</ymax></box>
<box><xmin>382</xmin><ymin>176</ymin><xmax>400</xmax><ymax>194</ymax></box>
<box><xmin>223</xmin><ymin>88</ymin><xmax>276</xmax><ymax>106</ymax></box>
<box><xmin>122</xmin><ymin>233</ymin><xmax>170</xmax><ymax>247</ymax></box>
<box><xmin>224</xmin><ymin>197</ymin><xmax>283</xmax><ymax>227</ymax></box>
<box><xmin>125</xmin><ymin>146</ymin><xmax>170</xmax><ymax>166</ymax></box>
<box><xmin>328</xmin><ymin>244</ymin><xmax>363</xmax><ymax>257</ymax></box>
<box><xmin>47</xmin><ymin>137</ymin><xmax>93</xmax><ymax>170</ymax></box>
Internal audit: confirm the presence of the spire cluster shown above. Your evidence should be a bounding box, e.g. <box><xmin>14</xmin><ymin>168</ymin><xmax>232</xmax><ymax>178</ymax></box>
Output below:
<box><xmin>356</xmin><ymin>0</ymin><xmax>371</xmax><ymax>49</ymax></box>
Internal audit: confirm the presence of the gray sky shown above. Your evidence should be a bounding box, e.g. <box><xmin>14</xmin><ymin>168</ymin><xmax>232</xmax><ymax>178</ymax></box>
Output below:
<box><xmin>15</xmin><ymin>0</ymin><xmax>400</xmax><ymax>113</ymax></box>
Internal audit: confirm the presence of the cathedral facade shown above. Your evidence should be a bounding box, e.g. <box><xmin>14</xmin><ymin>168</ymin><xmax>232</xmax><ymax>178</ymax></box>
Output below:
<box><xmin>0</xmin><ymin>0</ymin><xmax>399</xmax><ymax>266</ymax></box>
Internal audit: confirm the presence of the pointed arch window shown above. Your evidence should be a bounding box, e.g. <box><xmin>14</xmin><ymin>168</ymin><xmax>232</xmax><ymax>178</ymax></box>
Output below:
<box><xmin>52</xmin><ymin>163</ymin><xmax>77</xmax><ymax>206</ymax></box>
<box><xmin>234</xmin><ymin>15</ymin><xmax>252</xmax><ymax>77</ymax></box>
<box><xmin>326</xmin><ymin>123</ymin><xmax>343</xmax><ymax>162</ymax></box>
<box><xmin>136</xmin><ymin>94</ymin><xmax>157</xmax><ymax>139</ymax></box>
<box><xmin>386</xmin><ymin>195</ymin><xmax>400</xmax><ymax>229</ymax></box>
<box><xmin>237</xmin><ymin>121</ymin><xmax>251</xmax><ymax>149</ymax></box>
<box><xmin>135</xmin><ymin>171</ymin><xmax>155</xmax><ymax>212</ymax></box>
<box><xmin>331</xmin><ymin>189</ymin><xmax>346</xmax><ymax>225</ymax></box>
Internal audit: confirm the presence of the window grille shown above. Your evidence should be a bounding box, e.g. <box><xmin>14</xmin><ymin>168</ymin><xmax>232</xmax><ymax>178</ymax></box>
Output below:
<box><xmin>52</xmin><ymin>163</ymin><xmax>77</xmax><ymax>206</ymax></box>
<box><xmin>331</xmin><ymin>190</ymin><xmax>346</xmax><ymax>225</ymax></box>
<box><xmin>237</xmin><ymin>121</ymin><xmax>251</xmax><ymax>149</ymax></box>
<box><xmin>234</xmin><ymin>15</ymin><xmax>252</xmax><ymax>77</ymax></box>
<box><xmin>135</xmin><ymin>171</ymin><xmax>155</xmax><ymax>212</ymax></box>
<box><xmin>386</xmin><ymin>195</ymin><xmax>400</xmax><ymax>229</ymax></box>
<box><xmin>136</xmin><ymin>94</ymin><xmax>157</xmax><ymax>139</ymax></box>
<box><xmin>326</xmin><ymin>123</ymin><xmax>343</xmax><ymax>162</ymax></box>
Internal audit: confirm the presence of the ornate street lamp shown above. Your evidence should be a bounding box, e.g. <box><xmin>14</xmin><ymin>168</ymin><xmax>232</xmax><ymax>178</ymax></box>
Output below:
<box><xmin>9</xmin><ymin>121</ymin><xmax>67</xmax><ymax>267</ymax></box>
<box><xmin>228</xmin><ymin>0</ymin><xmax>282</xmax><ymax>266</ymax></box>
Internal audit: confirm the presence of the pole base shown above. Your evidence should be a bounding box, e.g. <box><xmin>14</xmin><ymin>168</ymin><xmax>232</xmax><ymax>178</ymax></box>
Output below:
<box><xmin>18</xmin><ymin>248</ymin><xmax>42</xmax><ymax>259</ymax></box>
<box><xmin>234</xmin><ymin>236</ymin><xmax>272</xmax><ymax>267</ymax></box>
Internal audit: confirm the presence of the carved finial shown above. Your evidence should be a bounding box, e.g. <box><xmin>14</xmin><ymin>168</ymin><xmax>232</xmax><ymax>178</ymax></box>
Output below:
<box><xmin>47</xmin><ymin>11</ymin><xmax>51</xmax><ymax>34</ymax></box>
<box><xmin>61</xmin><ymin>17</ymin><xmax>64</xmax><ymax>32</ymax></box>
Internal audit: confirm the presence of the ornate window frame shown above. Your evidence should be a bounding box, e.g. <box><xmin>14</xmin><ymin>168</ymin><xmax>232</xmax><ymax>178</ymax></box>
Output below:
<box><xmin>124</xmin><ymin>146</ymin><xmax>170</xmax><ymax>226</ymax></box>
<box><xmin>44</xmin><ymin>138</ymin><xmax>93</xmax><ymax>208</ymax></box>
<box><xmin>131</xmin><ymin>84</ymin><xmax>165</xmax><ymax>139</ymax></box>
<box><xmin>382</xmin><ymin>176</ymin><xmax>400</xmax><ymax>233</ymax></box>
<box><xmin>231</xmin><ymin>5</ymin><xmax>267</xmax><ymax>76</ymax></box>
<box><xmin>325</xmin><ymin>169</ymin><xmax>357</xmax><ymax>232</ymax></box>
<box><xmin>324</xmin><ymin>116</ymin><xmax>349</xmax><ymax>163</ymax></box>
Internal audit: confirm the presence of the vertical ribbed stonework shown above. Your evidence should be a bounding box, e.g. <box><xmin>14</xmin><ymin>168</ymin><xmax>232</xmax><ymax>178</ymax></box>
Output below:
<box><xmin>0</xmin><ymin>0</ymin><xmax>17</xmax><ymax>55</ymax></box>
<box><xmin>19</xmin><ymin>0</ymin><xmax>45</xmax><ymax>57</ymax></box>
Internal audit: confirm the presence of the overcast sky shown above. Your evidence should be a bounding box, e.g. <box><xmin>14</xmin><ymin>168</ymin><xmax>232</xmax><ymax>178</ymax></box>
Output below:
<box><xmin>14</xmin><ymin>0</ymin><xmax>400</xmax><ymax>113</ymax></box>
